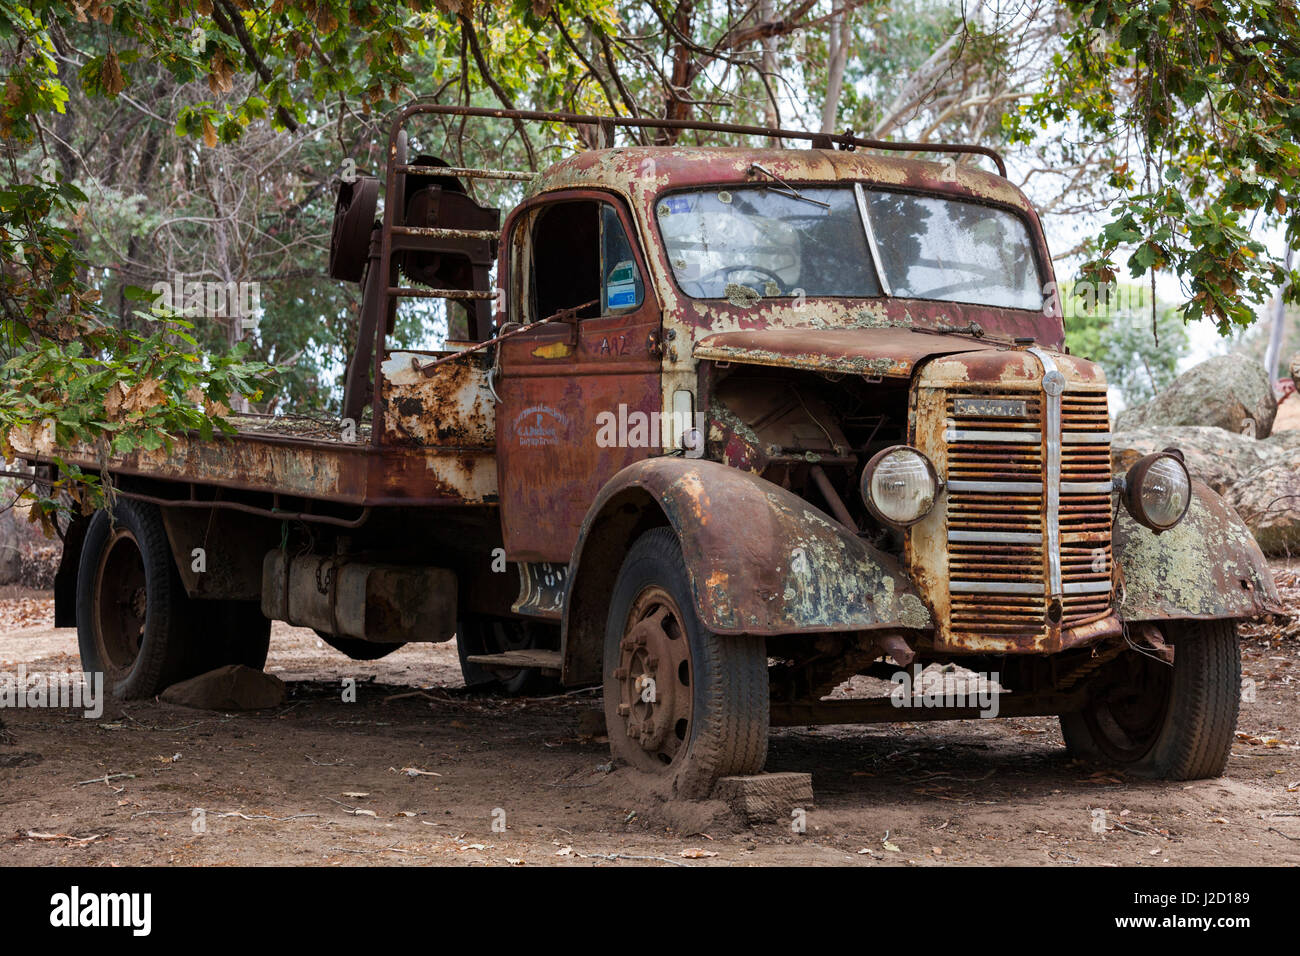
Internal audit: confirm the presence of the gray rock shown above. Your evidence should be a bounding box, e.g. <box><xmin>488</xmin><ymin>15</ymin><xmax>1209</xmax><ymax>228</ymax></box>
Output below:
<box><xmin>1262</xmin><ymin>428</ymin><xmax>1300</xmax><ymax>457</ymax></box>
<box><xmin>1110</xmin><ymin>426</ymin><xmax>1275</xmax><ymax>494</ymax></box>
<box><xmin>1223</xmin><ymin>462</ymin><xmax>1300</xmax><ymax>556</ymax></box>
<box><xmin>160</xmin><ymin>665</ymin><xmax>285</xmax><ymax>711</ymax></box>
<box><xmin>1115</xmin><ymin>354</ymin><xmax>1278</xmax><ymax>437</ymax></box>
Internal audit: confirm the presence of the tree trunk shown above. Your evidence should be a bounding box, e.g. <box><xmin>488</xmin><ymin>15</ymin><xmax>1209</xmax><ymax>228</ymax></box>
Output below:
<box><xmin>820</xmin><ymin>11</ymin><xmax>850</xmax><ymax>134</ymax></box>
<box><xmin>1265</xmin><ymin>246</ymin><xmax>1292</xmax><ymax>384</ymax></box>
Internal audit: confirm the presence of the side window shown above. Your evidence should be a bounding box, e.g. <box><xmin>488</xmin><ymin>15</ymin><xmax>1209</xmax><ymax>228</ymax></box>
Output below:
<box><xmin>601</xmin><ymin>203</ymin><xmax>643</xmax><ymax>314</ymax></box>
<box><xmin>527</xmin><ymin>200</ymin><xmax>643</xmax><ymax>322</ymax></box>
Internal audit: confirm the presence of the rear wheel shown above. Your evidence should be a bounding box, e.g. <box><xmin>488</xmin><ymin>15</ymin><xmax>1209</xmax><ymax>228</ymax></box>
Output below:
<box><xmin>78</xmin><ymin>502</ymin><xmax>274</xmax><ymax>699</ymax></box>
<box><xmin>603</xmin><ymin>528</ymin><xmax>768</xmax><ymax>797</ymax></box>
<box><xmin>1060</xmin><ymin>619</ymin><xmax>1240</xmax><ymax>779</ymax></box>
<box><xmin>77</xmin><ymin>501</ymin><xmax>191</xmax><ymax>698</ymax></box>
<box><xmin>456</xmin><ymin>617</ymin><xmax>558</xmax><ymax>695</ymax></box>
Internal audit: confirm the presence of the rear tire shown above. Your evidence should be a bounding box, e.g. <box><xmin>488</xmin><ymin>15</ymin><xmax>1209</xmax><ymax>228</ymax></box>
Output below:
<box><xmin>1060</xmin><ymin>619</ymin><xmax>1240</xmax><ymax>780</ymax></box>
<box><xmin>78</xmin><ymin>503</ymin><xmax>274</xmax><ymax>699</ymax></box>
<box><xmin>456</xmin><ymin>617</ymin><xmax>559</xmax><ymax>695</ymax></box>
<box><xmin>603</xmin><ymin>527</ymin><xmax>768</xmax><ymax>798</ymax></box>
<box><xmin>77</xmin><ymin>501</ymin><xmax>191</xmax><ymax>699</ymax></box>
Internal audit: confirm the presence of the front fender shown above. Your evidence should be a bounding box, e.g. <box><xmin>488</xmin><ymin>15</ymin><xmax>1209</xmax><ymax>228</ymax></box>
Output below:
<box><xmin>1116</xmin><ymin>480</ymin><xmax>1283</xmax><ymax>621</ymax></box>
<box><xmin>563</xmin><ymin>459</ymin><xmax>930</xmax><ymax>683</ymax></box>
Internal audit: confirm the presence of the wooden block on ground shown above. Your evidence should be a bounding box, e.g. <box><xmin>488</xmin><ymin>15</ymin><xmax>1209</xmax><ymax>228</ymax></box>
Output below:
<box><xmin>576</xmin><ymin>708</ymin><xmax>606</xmax><ymax>738</ymax></box>
<box><xmin>714</xmin><ymin>772</ymin><xmax>814</xmax><ymax>822</ymax></box>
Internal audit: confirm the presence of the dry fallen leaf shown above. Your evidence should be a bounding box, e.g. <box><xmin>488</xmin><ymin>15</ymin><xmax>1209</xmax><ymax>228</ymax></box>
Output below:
<box><xmin>680</xmin><ymin>848</ymin><xmax>718</xmax><ymax>859</ymax></box>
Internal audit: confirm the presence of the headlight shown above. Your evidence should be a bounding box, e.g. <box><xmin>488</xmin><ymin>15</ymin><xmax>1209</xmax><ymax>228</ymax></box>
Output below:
<box><xmin>861</xmin><ymin>445</ymin><xmax>938</xmax><ymax>527</ymax></box>
<box><xmin>1123</xmin><ymin>450</ymin><xmax>1191</xmax><ymax>532</ymax></box>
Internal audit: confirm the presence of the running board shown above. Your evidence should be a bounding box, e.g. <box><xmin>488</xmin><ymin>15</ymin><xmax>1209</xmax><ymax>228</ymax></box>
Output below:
<box><xmin>464</xmin><ymin>650</ymin><xmax>562</xmax><ymax>673</ymax></box>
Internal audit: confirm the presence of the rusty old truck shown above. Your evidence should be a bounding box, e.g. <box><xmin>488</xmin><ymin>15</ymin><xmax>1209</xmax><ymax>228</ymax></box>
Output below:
<box><xmin>17</xmin><ymin>104</ymin><xmax>1283</xmax><ymax>797</ymax></box>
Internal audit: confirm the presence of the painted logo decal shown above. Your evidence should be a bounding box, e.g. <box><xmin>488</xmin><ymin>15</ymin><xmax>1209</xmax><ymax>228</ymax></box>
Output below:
<box><xmin>511</xmin><ymin>405</ymin><xmax>568</xmax><ymax>447</ymax></box>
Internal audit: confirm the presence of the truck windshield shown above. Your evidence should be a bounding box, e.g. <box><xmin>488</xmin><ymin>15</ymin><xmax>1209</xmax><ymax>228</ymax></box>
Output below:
<box><xmin>656</xmin><ymin>185</ymin><xmax>1043</xmax><ymax>310</ymax></box>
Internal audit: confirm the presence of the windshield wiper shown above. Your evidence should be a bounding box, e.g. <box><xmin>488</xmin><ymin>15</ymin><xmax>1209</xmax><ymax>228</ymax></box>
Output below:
<box><xmin>748</xmin><ymin>164</ymin><xmax>831</xmax><ymax>209</ymax></box>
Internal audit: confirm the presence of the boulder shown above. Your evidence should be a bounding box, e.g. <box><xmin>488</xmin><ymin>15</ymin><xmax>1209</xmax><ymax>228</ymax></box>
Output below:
<box><xmin>1110</xmin><ymin>426</ymin><xmax>1275</xmax><ymax>494</ymax></box>
<box><xmin>1262</xmin><ymin>428</ymin><xmax>1300</xmax><ymax>456</ymax></box>
<box><xmin>1115</xmin><ymin>354</ymin><xmax>1277</xmax><ymax>437</ymax></box>
<box><xmin>1274</xmin><ymin>392</ymin><xmax>1300</xmax><ymax>433</ymax></box>
<box><xmin>160</xmin><ymin>665</ymin><xmax>285</xmax><ymax>711</ymax></box>
<box><xmin>1223</xmin><ymin>461</ymin><xmax>1300</xmax><ymax>556</ymax></box>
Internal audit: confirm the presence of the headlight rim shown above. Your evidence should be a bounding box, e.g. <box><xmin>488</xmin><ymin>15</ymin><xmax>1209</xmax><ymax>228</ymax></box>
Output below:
<box><xmin>1123</xmin><ymin>449</ymin><xmax>1192</xmax><ymax>533</ymax></box>
<box><xmin>860</xmin><ymin>443</ymin><xmax>939</xmax><ymax>528</ymax></box>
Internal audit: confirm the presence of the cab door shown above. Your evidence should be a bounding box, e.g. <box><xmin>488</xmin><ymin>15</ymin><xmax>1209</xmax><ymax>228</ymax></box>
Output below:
<box><xmin>496</xmin><ymin>191</ymin><xmax>662</xmax><ymax>562</ymax></box>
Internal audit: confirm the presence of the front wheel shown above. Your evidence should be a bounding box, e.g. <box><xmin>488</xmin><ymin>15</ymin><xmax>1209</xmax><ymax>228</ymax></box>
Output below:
<box><xmin>1060</xmin><ymin>619</ymin><xmax>1241</xmax><ymax>780</ymax></box>
<box><xmin>603</xmin><ymin>528</ymin><xmax>768</xmax><ymax>797</ymax></box>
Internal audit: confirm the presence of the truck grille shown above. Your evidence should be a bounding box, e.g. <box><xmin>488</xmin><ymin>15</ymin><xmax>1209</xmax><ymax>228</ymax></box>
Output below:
<box><xmin>944</xmin><ymin>388</ymin><xmax>1112</xmax><ymax>643</ymax></box>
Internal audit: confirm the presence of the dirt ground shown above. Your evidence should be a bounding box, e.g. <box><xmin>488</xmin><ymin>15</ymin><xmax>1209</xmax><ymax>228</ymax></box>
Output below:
<box><xmin>1</xmin><ymin>573</ymin><xmax>1297</xmax><ymax>867</ymax></box>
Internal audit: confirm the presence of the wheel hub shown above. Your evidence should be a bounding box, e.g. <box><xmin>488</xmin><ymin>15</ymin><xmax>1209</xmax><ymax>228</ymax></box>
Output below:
<box><xmin>93</xmin><ymin>529</ymin><xmax>147</xmax><ymax>674</ymax></box>
<box><xmin>614</xmin><ymin>587</ymin><xmax>692</xmax><ymax>765</ymax></box>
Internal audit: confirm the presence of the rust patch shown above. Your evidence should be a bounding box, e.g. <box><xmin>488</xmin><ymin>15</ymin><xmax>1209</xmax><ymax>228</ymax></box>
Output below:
<box><xmin>380</xmin><ymin>351</ymin><xmax>495</xmax><ymax>448</ymax></box>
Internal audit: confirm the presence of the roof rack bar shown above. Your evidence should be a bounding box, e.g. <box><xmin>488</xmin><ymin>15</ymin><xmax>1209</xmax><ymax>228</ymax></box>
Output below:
<box><xmin>389</xmin><ymin>225</ymin><xmax>500</xmax><ymax>241</ymax></box>
<box><xmin>391</xmin><ymin>102</ymin><xmax>1007</xmax><ymax>177</ymax></box>
<box><xmin>396</xmin><ymin>163</ymin><xmax>534</xmax><ymax>182</ymax></box>
<box><xmin>386</xmin><ymin>287</ymin><xmax>498</xmax><ymax>300</ymax></box>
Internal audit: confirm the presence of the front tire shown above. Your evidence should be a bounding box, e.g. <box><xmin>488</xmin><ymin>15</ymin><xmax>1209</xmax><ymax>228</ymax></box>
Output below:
<box><xmin>1060</xmin><ymin>619</ymin><xmax>1240</xmax><ymax>780</ymax></box>
<box><xmin>603</xmin><ymin>528</ymin><xmax>768</xmax><ymax>797</ymax></box>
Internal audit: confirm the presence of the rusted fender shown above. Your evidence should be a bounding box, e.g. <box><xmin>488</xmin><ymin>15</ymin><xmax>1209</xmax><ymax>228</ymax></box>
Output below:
<box><xmin>562</xmin><ymin>458</ymin><xmax>931</xmax><ymax>681</ymax></box>
<box><xmin>1116</xmin><ymin>480</ymin><xmax>1283</xmax><ymax>621</ymax></box>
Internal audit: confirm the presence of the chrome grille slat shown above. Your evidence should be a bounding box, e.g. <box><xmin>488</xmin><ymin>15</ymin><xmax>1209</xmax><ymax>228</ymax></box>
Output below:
<box><xmin>1058</xmin><ymin>390</ymin><xmax>1113</xmax><ymax>627</ymax></box>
